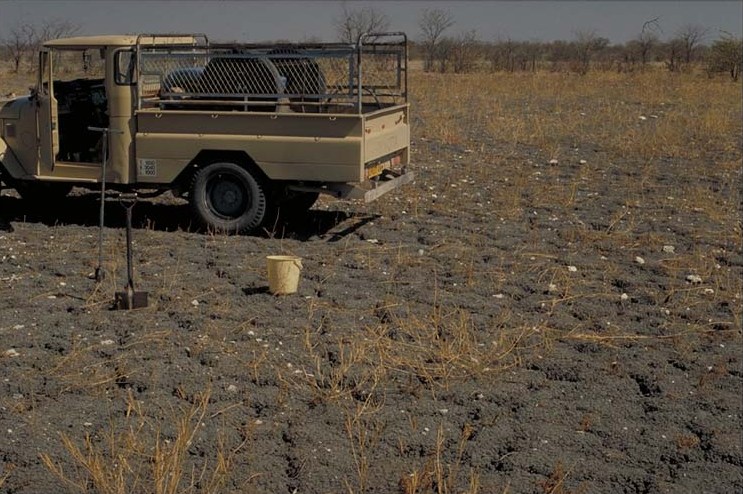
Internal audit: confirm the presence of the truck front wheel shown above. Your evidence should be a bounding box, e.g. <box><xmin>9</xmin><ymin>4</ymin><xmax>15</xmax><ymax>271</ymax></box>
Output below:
<box><xmin>190</xmin><ymin>162</ymin><xmax>268</xmax><ymax>234</ymax></box>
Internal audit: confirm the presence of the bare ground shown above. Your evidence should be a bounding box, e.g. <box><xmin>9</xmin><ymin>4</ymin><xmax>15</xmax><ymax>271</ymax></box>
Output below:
<box><xmin>1</xmin><ymin>67</ymin><xmax>742</xmax><ymax>493</ymax></box>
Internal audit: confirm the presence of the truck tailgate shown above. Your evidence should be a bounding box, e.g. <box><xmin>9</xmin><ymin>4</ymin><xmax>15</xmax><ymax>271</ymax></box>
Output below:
<box><xmin>362</xmin><ymin>104</ymin><xmax>409</xmax><ymax>176</ymax></box>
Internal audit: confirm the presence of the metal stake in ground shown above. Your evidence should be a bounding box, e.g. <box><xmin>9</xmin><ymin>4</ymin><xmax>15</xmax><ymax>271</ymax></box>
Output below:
<box><xmin>88</xmin><ymin>126</ymin><xmax>123</xmax><ymax>282</ymax></box>
<box><xmin>114</xmin><ymin>194</ymin><xmax>148</xmax><ymax>310</ymax></box>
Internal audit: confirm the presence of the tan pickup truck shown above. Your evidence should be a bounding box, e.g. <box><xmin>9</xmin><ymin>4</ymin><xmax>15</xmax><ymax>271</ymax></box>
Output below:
<box><xmin>0</xmin><ymin>33</ymin><xmax>413</xmax><ymax>233</ymax></box>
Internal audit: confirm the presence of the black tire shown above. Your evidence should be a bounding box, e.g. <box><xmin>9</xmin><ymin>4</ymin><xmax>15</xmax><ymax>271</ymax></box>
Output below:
<box><xmin>190</xmin><ymin>161</ymin><xmax>268</xmax><ymax>234</ymax></box>
<box><xmin>14</xmin><ymin>182</ymin><xmax>72</xmax><ymax>202</ymax></box>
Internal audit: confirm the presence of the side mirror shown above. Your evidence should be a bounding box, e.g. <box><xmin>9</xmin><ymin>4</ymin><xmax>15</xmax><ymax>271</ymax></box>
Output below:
<box><xmin>29</xmin><ymin>87</ymin><xmax>38</xmax><ymax>100</ymax></box>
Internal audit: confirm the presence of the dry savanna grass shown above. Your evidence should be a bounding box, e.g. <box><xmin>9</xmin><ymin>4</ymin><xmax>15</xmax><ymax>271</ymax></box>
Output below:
<box><xmin>406</xmin><ymin>67</ymin><xmax>741</xmax><ymax>332</ymax></box>
<box><xmin>412</xmin><ymin>69</ymin><xmax>741</xmax><ymax>161</ymax></box>
<box><xmin>1</xmin><ymin>59</ymin><xmax>741</xmax><ymax>493</ymax></box>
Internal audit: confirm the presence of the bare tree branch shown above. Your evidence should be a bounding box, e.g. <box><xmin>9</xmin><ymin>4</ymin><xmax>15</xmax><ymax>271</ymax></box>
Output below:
<box><xmin>334</xmin><ymin>5</ymin><xmax>390</xmax><ymax>44</ymax></box>
<box><xmin>418</xmin><ymin>8</ymin><xmax>455</xmax><ymax>72</ymax></box>
<box><xmin>642</xmin><ymin>17</ymin><xmax>662</xmax><ymax>35</ymax></box>
<box><xmin>676</xmin><ymin>23</ymin><xmax>709</xmax><ymax>64</ymax></box>
<box><xmin>1</xmin><ymin>19</ymin><xmax>79</xmax><ymax>72</ymax></box>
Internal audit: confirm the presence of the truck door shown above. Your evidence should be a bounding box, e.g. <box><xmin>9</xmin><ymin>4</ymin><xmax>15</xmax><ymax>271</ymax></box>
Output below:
<box><xmin>36</xmin><ymin>49</ymin><xmax>58</xmax><ymax>175</ymax></box>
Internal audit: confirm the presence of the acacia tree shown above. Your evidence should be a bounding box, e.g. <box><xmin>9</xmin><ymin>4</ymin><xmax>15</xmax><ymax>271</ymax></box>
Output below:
<box><xmin>418</xmin><ymin>8</ymin><xmax>455</xmax><ymax>72</ymax></box>
<box><xmin>573</xmin><ymin>29</ymin><xmax>609</xmax><ymax>74</ymax></box>
<box><xmin>451</xmin><ymin>30</ymin><xmax>480</xmax><ymax>73</ymax></box>
<box><xmin>663</xmin><ymin>38</ymin><xmax>685</xmax><ymax>72</ymax></box>
<box><xmin>676</xmin><ymin>23</ymin><xmax>708</xmax><ymax>64</ymax></box>
<box><xmin>334</xmin><ymin>5</ymin><xmax>390</xmax><ymax>43</ymax></box>
<box><xmin>2</xmin><ymin>19</ymin><xmax>78</xmax><ymax>72</ymax></box>
<box><xmin>489</xmin><ymin>37</ymin><xmax>517</xmax><ymax>72</ymax></box>
<box><xmin>707</xmin><ymin>33</ymin><xmax>742</xmax><ymax>81</ymax></box>
<box><xmin>636</xmin><ymin>31</ymin><xmax>659</xmax><ymax>66</ymax></box>
<box><xmin>521</xmin><ymin>41</ymin><xmax>543</xmax><ymax>72</ymax></box>
<box><xmin>3</xmin><ymin>24</ymin><xmax>35</xmax><ymax>73</ymax></box>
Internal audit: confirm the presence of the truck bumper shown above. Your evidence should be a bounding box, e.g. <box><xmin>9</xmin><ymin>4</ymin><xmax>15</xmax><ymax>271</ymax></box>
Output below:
<box><xmin>327</xmin><ymin>169</ymin><xmax>415</xmax><ymax>203</ymax></box>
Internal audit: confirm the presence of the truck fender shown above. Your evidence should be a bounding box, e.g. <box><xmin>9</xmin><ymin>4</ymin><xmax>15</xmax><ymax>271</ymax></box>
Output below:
<box><xmin>0</xmin><ymin>138</ymin><xmax>26</xmax><ymax>180</ymax></box>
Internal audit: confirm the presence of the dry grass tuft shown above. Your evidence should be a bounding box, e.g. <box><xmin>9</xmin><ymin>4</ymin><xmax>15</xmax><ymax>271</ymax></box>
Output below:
<box><xmin>399</xmin><ymin>424</ymin><xmax>480</xmax><ymax>494</ymax></box>
<box><xmin>39</xmin><ymin>389</ymin><xmax>248</xmax><ymax>494</ymax></box>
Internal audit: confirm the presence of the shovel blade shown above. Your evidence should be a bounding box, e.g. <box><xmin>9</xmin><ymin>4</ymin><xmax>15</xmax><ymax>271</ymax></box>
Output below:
<box><xmin>114</xmin><ymin>291</ymin><xmax>149</xmax><ymax>310</ymax></box>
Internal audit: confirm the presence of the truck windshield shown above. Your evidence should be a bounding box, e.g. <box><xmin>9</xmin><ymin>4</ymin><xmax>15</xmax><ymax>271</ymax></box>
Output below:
<box><xmin>52</xmin><ymin>48</ymin><xmax>105</xmax><ymax>81</ymax></box>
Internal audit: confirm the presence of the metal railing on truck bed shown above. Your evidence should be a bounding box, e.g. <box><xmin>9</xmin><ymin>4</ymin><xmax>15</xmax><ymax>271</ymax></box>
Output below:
<box><xmin>135</xmin><ymin>32</ymin><xmax>407</xmax><ymax>114</ymax></box>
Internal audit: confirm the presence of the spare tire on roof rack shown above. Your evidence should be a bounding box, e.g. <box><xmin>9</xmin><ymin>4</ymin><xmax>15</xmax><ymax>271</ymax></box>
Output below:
<box><xmin>267</xmin><ymin>47</ymin><xmax>326</xmax><ymax>113</ymax></box>
<box><xmin>197</xmin><ymin>51</ymin><xmax>284</xmax><ymax>112</ymax></box>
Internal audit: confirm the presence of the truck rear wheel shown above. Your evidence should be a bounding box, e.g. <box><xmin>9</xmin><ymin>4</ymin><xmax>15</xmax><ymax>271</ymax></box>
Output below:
<box><xmin>190</xmin><ymin>161</ymin><xmax>268</xmax><ymax>234</ymax></box>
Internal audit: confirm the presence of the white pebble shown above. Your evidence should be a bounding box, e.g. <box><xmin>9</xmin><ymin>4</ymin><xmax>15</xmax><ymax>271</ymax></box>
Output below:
<box><xmin>686</xmin><ymin>274</ymin><xmax>703</xmax><ymax>284</ymax></box>
<box><xmin>191</xmin><ymin>299</ymin><xmax>199</xmax><ymax>307</ymax></box>
<box><xmin>567</xmin><ymin>265</ymin><xmax>577</xmax><ymax>272</ymax></box>
<box><xmin>4</xmin><ymin>349</ymin><xmax>19</xmax><ymax>358</ymax></box>
<box><xmin>548</xmin><ymin>159</ymin><xmax>559</xmax><ymax>165</ymax></box>
<box><xmin>620</xmin><ymin>293</ymin><xmax>629</xmax><ymax>301</ymax></box>
<box><xmin>662</xmin><ymin>245</ymin><xmax>675</xmax><ymax>254</ymax></box>
<box><xmin>579</xmin><ymin>159</ymin><xmax>587</xmax><ymax>165</ymax></box>
<box><xmin>100</xmin><ymin>339</ymin><xmax>115</xmax><ymax>346</ymax></box>
<box><xmin>227</xmin><ymin>384</ymin><xmax>238</xmax><ymax>393</ymax></box>
<box><xmin>635</xmin><ymin>256</ymin><xmax>645</xmax><ymax>265</ymax></box>
<box><xmin>703</xmin><ymin>288</ymin><xmax>715</xmax><ymax>295</ymax></box>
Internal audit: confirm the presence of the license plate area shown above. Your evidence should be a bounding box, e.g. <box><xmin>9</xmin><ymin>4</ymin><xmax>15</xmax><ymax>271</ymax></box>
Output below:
<box><xmin>365</xmin><ymin>153</ymin><xmax>402</xmax><ymax>180</ymax></box>
<box><xmin>365</xmin><ymin>163</ymin><xmax>385</xmax><ymax>180</ymax></box>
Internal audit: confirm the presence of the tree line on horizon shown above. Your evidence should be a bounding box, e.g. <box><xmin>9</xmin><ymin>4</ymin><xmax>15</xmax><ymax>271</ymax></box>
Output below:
<box><xmin>2</xmin><ymin>10</ymin><xmax>741</xmax><ymax>81</ymax></box>
<box><xmin>336</xmin><ymin>6</ymin><xmax>742</xmax><ymax>81</ymax></box>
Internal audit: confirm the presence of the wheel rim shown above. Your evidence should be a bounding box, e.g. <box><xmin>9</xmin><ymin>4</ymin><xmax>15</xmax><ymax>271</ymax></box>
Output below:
<box><xmin>206</xmin><ymin>173</ymin><xmax>249</xmax><ymax>219</ymax></box>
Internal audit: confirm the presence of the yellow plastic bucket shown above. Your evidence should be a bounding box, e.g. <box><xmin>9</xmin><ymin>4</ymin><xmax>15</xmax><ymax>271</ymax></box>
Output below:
<box><xmin>266</xmin><ymin>255</ymin><xmax>303</xmax><ymax>295</ymax></box>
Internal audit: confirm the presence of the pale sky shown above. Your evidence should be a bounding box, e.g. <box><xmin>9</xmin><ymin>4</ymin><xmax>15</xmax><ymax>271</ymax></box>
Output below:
<box><xmin>1</xmin><ymin>1</ymin><xmax>741</xmax><ymax>44</ymax></box>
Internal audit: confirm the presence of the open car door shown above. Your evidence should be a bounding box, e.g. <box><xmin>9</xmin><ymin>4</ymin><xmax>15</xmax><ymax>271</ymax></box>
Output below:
<box><xmin>36</xmin><ymin>49</ymin><xmax>58</xmax><ymax>175</ymax></box>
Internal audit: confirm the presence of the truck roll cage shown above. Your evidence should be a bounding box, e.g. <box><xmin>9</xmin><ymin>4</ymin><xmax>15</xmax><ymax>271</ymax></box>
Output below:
<box><xmin>134</xmin><ymin>32</ymin><xmax>408</xmax><ymax>114</ymax></box>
